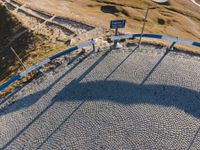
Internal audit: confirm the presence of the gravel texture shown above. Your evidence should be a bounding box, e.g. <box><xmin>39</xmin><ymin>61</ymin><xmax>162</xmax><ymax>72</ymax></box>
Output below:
<box><xmin>1</xmin><ymin>45</ymin><xmax>200</xmax><ymax>149</ymax></box>
<box><xmin>3</xmin><ymin>0</ymin><xmax>95</xmax><ymax>41</ymax></box>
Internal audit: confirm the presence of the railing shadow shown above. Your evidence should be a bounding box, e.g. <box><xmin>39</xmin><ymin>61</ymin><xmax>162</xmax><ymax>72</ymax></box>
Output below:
<box><xmin>2</xmin><ymin>43</ymin><xmax>200</xmax><ymax>149</ymax></box>
<box><xmin>187</xmin><ymin>126</ymin><xmax>200</xmax><ymax>150</ymax></box>
<box><xmin>105</xmin><ymin>46</ymin><xmax>139</xmax><ymax>80</ymax></box>
<box><xmin>36</xmin><ymin>45</ymin><xmax>200</xmax><ymax>149</ymax></box>
<box><xmin>0</xmin><ymin>83</ymin><xmax>27</xmax><ymax>106</ymax></box>
<box><xmin>140</xmin><ymin>42</ymin><xmax>175</xmax><ymax>85</ymax></box>
<box><xmin>0</xmin><ymin>50</ymin><xmax>93</xmax><ymax>115</ymax></box>
<box><xmin>36</xmin><ymin>80</ymin><xmax>200</xmax><ymax>149</ymax></box>
<box><xmin>1</xmin><ymin>48</ymin><xmax>112</xmax><ymax>149</ymax></box>
<box><xmin>140</xmin><ymin>50</ymin><xmax>168</xmax><ymax>85</ymax></box>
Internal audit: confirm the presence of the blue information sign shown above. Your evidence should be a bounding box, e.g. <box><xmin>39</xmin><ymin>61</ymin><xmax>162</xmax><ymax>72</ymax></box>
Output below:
<box><xmin>110</xmin><ymin>20</ymin><xmax>126</xmax><ymax>29</ymax></box>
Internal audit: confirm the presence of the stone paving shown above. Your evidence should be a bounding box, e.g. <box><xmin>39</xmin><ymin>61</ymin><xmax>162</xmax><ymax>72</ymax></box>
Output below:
<box><xmin>1</xmin><ymin>45</ymin><xmax>200</xmax><ymax>149</ymax></box>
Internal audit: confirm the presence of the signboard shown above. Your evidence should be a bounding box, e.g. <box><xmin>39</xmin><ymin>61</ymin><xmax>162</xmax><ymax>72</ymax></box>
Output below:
<box><xmin>110</xmin><ymin>20</ymin><xmax>126</xmax><ymax>29</ymax></box>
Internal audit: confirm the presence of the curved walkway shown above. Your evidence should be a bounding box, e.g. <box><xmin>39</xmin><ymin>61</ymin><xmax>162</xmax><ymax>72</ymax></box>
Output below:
<box><xmin>191</xmin><ymin>0</ymin><xmax>200</xmax><ymax>7</ymax></box>
<box><xmin>1</xmin><ymin>45</ymin><xmax>200</xmax><ymax>149</ymax></box>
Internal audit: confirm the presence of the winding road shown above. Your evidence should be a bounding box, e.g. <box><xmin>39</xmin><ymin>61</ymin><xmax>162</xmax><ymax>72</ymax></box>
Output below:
<box><xmin>153</xmin><ymin>0</ymin><xmax>200</xmax><ymax>7</ymax></box>
<box><xmin>191</xmin><ymin>0</ymin><xmax>200</xmax><ymax>7</ymax></box>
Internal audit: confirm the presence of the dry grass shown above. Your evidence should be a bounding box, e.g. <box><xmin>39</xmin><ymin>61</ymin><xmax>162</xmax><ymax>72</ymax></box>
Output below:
<box><xmin>17</xmin><ymin>0</ymin><xmax>200</xmax><ymax>43</ymax></box>
<box><xmin>1</xmin><ymin>0</ymin><xmax>200</xmax><ymax>96</ymax></box>
<box><xmin>0</xmin><ymin>5</ymin><xmax>70</xmax><ymax>96</ymax></box>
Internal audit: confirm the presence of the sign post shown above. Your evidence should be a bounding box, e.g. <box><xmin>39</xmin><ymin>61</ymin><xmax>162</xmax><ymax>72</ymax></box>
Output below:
<box><xmin>138</xmin><ymin>7</ymin><xmax>149</xmax><ymax>48</ymax></box>
<box><xmin>10</xmin><ymin>47</ymin><xmax>27</xmax><ymax>70</ymax></box>
<box><xmin>92</xmin><ymin>38</ymin><xmax>97</xmax><ymax>52</ymax></box>
<box><xmin>110</xmin><ymin>20</ymin><xmax>126</xmax><ymax>48</ymax></box>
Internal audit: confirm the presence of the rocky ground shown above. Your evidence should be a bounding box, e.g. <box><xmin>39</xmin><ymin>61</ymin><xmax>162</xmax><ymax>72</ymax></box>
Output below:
<box><xmin>1</xmin><ymin>44</ymin><xmax>200</xmax><ymax>149</ymax></box>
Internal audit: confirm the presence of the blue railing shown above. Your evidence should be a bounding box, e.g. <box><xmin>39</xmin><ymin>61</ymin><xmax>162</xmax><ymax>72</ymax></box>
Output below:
<box><xmin>0</xmin><ymin>39</ymin><xmax>96</xmax><ymax>91</ymax></box>
<box><xmin>1</xmin><ymin>34</ymin><xmax>200</xmax><ymax>92</ymax></box>
<box><xmin>112</xmin><ymin>34</ymin><xmax>200</xmax><ymax>48</ymax></box>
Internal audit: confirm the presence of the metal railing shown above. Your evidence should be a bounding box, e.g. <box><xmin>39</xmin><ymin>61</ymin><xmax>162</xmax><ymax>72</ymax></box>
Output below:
<box><xmin>112</xmin><ymin>33</ymin><xmax>200</xmax><ymax>48</ymax></box>
<box><xmin>0</xmin><ymin>39</ymin><xmax>96</xmax><ymax>91</ymax></box>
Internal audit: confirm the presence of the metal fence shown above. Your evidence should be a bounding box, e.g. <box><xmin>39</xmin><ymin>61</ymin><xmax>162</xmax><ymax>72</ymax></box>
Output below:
<box><xmin>0</xmin><ymin>39</ymin><xmax>96</xmax><ymax>91</ymax></box>
<box><xmin>112</xmin><ymin>34</ymin><xmax>200</xmax><ymax>48</ymax></box>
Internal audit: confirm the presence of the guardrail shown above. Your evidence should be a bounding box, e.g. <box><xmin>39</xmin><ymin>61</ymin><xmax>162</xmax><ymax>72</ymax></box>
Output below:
<box><xmin>112</xmin><ymin>34</ymin><xmax>200</xmax><ymax>48</ymax></box>
<box><xmin>0</xmin><ymin>39</ymin><xmax>96</xmax><ymax>91</ymax></box>
<box><xmin>1</xmin><ymin>33</ymin><xmax>200</xmax><ymax>92</ymax></box>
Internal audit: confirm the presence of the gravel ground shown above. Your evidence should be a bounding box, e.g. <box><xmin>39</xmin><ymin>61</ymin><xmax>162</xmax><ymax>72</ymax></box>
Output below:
<box><xmin>3</xmin><ymin>0</ymin><xmax>95</xmax><ymax>41</ymax></box>
<box><xmin>1</xmin><ymin>45</ymin><xmax>200</xmax><ymax>149</ymax></box>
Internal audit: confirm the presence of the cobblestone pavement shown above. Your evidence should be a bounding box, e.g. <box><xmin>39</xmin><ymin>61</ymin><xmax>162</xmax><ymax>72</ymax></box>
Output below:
<box><xmin>1</xmin><ymin>45</ymin><xmax>200</xmax><ymax>149</ymax></box>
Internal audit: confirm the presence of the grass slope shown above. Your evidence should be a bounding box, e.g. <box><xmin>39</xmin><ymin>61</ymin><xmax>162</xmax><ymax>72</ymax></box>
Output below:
<box><xmin>17</xmin><ymin>0</ymin><xmax>200</xmax><ymax>41</ymax></box>
<box><xmin>0</xmin><ymin>4</ymin><xmax>66</xmax><ymax>96</ymax></box>
<box><xmin>0</xmin><ymin>5</ymin><xmax>29</xmax><ymax>83</ymax></box>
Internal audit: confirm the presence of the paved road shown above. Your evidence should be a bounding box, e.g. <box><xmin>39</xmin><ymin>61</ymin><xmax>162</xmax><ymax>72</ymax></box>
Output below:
<box><xmin>191</xmin><ymin>0</ymin><xmax>200</xmax><ymax>7</ymax></box>
<box><xmin>1</xmin><ymin>45</ymin><xmax>200</xmax><ymax>149</ymax></box>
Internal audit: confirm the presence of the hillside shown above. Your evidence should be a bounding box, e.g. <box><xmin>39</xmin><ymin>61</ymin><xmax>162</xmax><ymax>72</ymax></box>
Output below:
<box><xmin>0</xmin><ymin>3</ymin><xmax>67</xmax><ymax>94</ymax></box>
<box><xmin>17</xmin><ymin>0</ymin><xmax>200</xmax><ymax>41</ymax></box>
<box><xmin>0</xmin><ymin>5</ymin><xmax>31</xmax><ymax>83</ymax></box>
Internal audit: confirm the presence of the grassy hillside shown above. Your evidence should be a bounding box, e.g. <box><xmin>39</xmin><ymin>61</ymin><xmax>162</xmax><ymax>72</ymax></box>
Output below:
<box><xmin>77</xmin><ymin>0</ymin><xmax>200</xmax><ymax>40</ymax></box>
<box><xmin>18</xmin><ymin>0</ymin><xmax>200</xmax><ymax>41</ymax></box>
<box><xmin>0</xmin><ymin>4</ymin><xmax>65</xmax><ymax>95</ymax></box>
<box><xmin>0</xmin><ymin>5</ymin><xmax>30</xmax><ymax>83</ymax></box>
<box><xmin>0</xmin><ymin>6</ymin><xmax>21</xmax><ymax>44</ymax></box>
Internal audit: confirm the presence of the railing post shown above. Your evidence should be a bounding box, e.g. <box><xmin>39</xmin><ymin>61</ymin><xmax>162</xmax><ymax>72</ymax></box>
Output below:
<box><xmin>92</xmin><ymin>39</ymin><xmax>97</xmax><ymax>52</ymax></box>
<box><xmin>113</xmin><ymin>28</ymin><xmax>119</xmax><ymax>49</ymax></box>
<box><xmin>167</xmin><ymin>41</ymin><xmax>176</xmax><ymax>53</ymax></box>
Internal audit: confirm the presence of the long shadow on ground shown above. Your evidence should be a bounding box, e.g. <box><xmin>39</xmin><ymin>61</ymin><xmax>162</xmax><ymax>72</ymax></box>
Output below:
<box><xmin>56</xmin><ymin>80</ymin><xmax>200</xmax><ymax>119</ymax></box>
<box><xmin>1</xmin><ymin>46</ymin><xmax>113</xmax><ymax>150</ymax></box>
<box><xmin>0</xmin><ymin>50</ymin><xmax>95</xmax><ymax>113</ymax></box>
<box><xmin>36</xmin><ymin>78</ymin><xmax>200</xmax><ymax>149</ymax></box>
<box><xmin>2</xmin><ymin>45</ymin><xmax>200</xmax><ymax>149</ymax></box>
